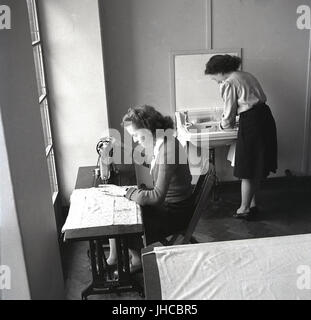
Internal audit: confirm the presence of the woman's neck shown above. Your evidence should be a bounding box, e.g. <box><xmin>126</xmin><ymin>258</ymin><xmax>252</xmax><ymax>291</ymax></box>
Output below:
<box><xmin>223</xmin><ymin>71</ymin><xmax>234</xmax><ymax>80</ymax></box>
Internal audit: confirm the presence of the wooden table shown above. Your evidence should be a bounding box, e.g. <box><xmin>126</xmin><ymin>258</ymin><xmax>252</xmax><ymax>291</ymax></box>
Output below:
<box><xmin>64</xmin><ymin>165</ymin><xmax>145</xmax><ymax>300</ymax></box>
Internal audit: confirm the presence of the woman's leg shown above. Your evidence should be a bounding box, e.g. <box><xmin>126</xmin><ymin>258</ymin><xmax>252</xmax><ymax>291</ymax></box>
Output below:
<box><xmin>237</xmin><ymin>179</ymin><xmax>260</xmax><ymax>214</ymax></box>
<box><xmin>107</xmin><ymin>239</ymin><xmax>117</xmax><ymax>265</ymax></box>
<box><xmin>250</xmin><ymin>195</ymin><xmax>256</xmax><ymax>208</ymax></box>
<box><xmin>253</xmin><ymin>179</ymin><xmax>261</xmax><ymax>207</ymax></box>
<box><xmin>129</xmin><ymin>249</ymin><xmax>142</xmax><ymax>269</ymax></box>
<box><xmin>108</xmin><ymin>237</ymin><xmax>142</xmax><ymax>269</ymax></box>
<box><xmin>128</xmin><ymin>234</ymin><xmax>143</xmax><ymax>271</ymax></box>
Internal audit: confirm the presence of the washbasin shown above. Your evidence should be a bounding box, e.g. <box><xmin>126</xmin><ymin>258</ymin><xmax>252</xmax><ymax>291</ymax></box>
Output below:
<box><xmin>175</xmin><ymin>110</ymin><xmax>238</xmax><ymax>148</ymax></box>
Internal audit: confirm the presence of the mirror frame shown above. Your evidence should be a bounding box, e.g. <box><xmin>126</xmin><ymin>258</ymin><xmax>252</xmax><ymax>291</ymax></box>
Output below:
<box><xmin>170</xmin><ymin>48</ymin><xmax>242</xmax><ymax>113</ymax></box>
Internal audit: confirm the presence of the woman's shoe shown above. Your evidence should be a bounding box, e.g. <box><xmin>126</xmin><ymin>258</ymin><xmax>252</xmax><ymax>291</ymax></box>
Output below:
<box><xmin>106</xmin><ymin>257</ymin><xmax>117</xmax><ymax>268</ymax></box>
<box><xmin>250</xmin><ymin>206</ymin><xmax>259</xmax><ymax>214</ymax></box>
<box><xmin>233</xmin><ymin>211</ymin><xmax>251</xmax><ymax>219</ymax></box>
<box><xmin>113</xmin><ymin>263</ymin><xmax>142</xmax><ymax>279</ymax></box>
<box><xmin>105</xmin><ymin>262</ymin><xmax>117</xmax><ymax>272</ymax></box>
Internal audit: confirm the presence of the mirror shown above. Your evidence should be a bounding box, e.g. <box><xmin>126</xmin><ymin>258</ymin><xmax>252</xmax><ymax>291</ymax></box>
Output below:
<box><xmin>171</xmin><ymin>48</ymin><xmax>242</xmax><ymax>112</ymax></box>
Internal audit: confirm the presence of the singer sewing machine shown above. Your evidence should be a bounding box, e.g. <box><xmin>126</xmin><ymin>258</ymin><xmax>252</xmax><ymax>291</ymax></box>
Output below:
<box><xmin>96</xmin><ymin>137</ymin><xmax>118</xmax><ymax>183</ymax></box>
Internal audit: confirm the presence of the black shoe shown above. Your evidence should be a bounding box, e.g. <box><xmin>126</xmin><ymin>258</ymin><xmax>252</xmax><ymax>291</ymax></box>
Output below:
<box><xmin>105</xmin><ymin>263</ymin><xmax>117</xmax><ymax>271</ymax></box>
<box><xmin>233</xmin><ymin>211</ymin><xmax>251</xmax><ymax>219</ymax></box>
<box><xmin>250</xmin><ymin>206</ymin><xmax>259</xmax><ymax>214</ymax></box>
<box><xmin>113</xmin><ymin>263</ymin><xmax>143</xmax><ymax>279</ymax></box>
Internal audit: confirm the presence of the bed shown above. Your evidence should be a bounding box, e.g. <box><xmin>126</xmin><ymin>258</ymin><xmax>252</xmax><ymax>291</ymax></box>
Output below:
<box><xmin>142</xmin><ymin>234</ymin><xmax>311</xmax><ymax>300</ymax></box>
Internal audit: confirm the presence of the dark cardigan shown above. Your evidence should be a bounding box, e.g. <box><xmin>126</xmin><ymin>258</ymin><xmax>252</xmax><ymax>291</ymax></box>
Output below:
<box><xmin>125</xmin><ymin>137</ymin><xmax>192</xmax><ymax>206</ymax></box>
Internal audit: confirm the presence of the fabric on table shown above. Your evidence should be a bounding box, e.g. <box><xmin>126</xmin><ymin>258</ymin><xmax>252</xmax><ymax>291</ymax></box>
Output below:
<box><xmin>150</xmin><ymin>234</ymin><xmax>311</xmax><ymax>300</ymax></box>
<box><xmin>61</xmin><ymin>188</ymin><xmax>142</xmax><ymax>232</ymax></box>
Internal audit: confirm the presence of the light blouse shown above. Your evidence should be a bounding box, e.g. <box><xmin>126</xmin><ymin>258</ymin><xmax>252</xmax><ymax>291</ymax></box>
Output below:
<box><xmin>220</xmin><ymin>71</ymin><xmax>267</xmax><ymax>129</ymax></box>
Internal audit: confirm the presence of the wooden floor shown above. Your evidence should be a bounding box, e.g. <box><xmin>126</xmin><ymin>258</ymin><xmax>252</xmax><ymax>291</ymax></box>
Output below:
<box><xmin>62</xmin><ymin>177</ymin><xmax>311</xmax><ymax>300</ymax></box>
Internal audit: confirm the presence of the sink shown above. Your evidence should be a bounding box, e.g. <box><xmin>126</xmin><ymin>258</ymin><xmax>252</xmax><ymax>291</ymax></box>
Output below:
<box><xmin>175</xmin><ymin>110</ymin><xmax>238</xmax><ymax>148</ymax></box>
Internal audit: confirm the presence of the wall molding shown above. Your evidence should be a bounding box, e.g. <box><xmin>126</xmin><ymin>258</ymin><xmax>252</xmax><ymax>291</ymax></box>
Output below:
<box><xmin>219</xmin><ymin>175</ymin><xmax>311</xmax><ymax>193</ymax></box>
<box><xmin>205</xmin><ymin>0</ymin><xmax>212</xmax><ymax>49</ymax></box>
<box><xmin>302</xmin><ymin>30</ymin><xmax>311</xmax><ymax>174</ymax></box>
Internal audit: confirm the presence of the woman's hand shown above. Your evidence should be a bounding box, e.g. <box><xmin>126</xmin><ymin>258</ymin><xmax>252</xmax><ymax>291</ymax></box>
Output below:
<box><xmin>98</xmin><ymin>185</ymin><xmax>128</xmax><ymax>197</ymax></box>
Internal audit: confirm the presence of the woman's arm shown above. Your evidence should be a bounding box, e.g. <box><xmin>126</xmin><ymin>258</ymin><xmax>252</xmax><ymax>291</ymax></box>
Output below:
<box><xmin>125</xmin><ymin>144</ymin><xmax>176</xmax><ymax>206</ymax></box>
<box><xmin>220</xmin><ymin>81</ymin><xmax>238</xmax><ymax>129</ymax></box>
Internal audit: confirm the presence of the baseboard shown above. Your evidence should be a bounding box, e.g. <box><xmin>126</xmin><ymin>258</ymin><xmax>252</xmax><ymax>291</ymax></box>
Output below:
<box><xmin>218</xmin><ymin>175</ymin><xmax>311</xmax><ymax>193</ymax></box>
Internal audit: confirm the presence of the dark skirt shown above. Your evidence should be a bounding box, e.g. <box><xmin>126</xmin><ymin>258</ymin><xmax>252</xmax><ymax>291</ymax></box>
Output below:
<box><xmin>234</xmin><ymin>103</ymin><xmax>278</xmax><ymax>179</ymax></box>
<box><xmin>128</xmin><ymin>197</ymin><xmax>194</xmax><ymax>248</ymax></box>
<box><xmin>144</xmin><ymin>199</ymin><xmax>194</xmax><ymax>245</ymax></box>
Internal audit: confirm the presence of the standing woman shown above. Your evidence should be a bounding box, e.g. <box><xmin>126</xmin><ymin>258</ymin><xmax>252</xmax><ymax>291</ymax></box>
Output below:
<box><xmin>205</xmin><ymin>55</ymin><xmax>277</xmax><ymax>219</ymax></box>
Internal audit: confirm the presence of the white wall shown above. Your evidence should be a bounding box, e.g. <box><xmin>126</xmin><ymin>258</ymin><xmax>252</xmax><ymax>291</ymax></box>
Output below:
<box><xmin>101</xmin><ymin>0</ymin><xmax>311</xmax><ymax>181</ymax></box>
<box><xmin>101</xmin><ymin>0</ymin><xmax>208</xmax><ymax>126</ymax></box>
<box><xmin>38</xmin><ymin>0</ymin><xmax>109</xmax><ymax>202</ymax></box>
<box><xmin>0</xmin><ymin>0</ymin><xmax>64</xmax><ymax>300</ymax></box>
<box><xmin>0</xmin><ymin>110</ymin><xmax>30</xmax><ymax>300</ymax></box>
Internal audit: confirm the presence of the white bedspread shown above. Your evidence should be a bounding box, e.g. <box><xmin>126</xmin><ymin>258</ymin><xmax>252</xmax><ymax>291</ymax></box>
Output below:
<box><xmin>152</xmin><ymin>234</ymin><xmax>311</xmax><ymax>300</ymax></box>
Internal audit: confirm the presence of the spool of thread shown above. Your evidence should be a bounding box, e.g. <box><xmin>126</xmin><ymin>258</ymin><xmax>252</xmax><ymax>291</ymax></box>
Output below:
<box><xmin>94</xmin><ymin>168</ymin><xmax>100</xmax><ymax>178</ymax></box>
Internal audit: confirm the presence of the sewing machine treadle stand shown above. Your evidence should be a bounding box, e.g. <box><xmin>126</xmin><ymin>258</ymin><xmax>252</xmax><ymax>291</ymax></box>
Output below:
<box><xmin>65</xmin><ymin>165</ymin><xmax>145</xmax><ymax>300</ymax></box>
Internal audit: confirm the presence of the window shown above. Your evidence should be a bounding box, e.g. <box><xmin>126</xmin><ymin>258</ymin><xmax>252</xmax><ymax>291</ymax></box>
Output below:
<box><xmin>26</xmin><ymin>0</ymin><xmax>58</xmax><ymax>202</ymax></box>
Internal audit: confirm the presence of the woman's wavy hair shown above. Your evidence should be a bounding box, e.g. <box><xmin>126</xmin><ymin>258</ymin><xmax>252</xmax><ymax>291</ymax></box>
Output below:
<box><xmin>121</xmin><ymin>105</ymin><xmax>174</xmax><ymax>136</ymax></box>
<box><xmin>205</xmin><ymin>54</ymin><xmax>241</xmax><ymax>75</ymax></box>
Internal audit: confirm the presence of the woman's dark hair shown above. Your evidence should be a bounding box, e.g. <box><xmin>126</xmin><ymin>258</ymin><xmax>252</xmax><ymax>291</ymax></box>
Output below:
<box><xmin>121</xmin><ymin>105</ymin><xmax>174</xmax><ymax>136</ymax></box>
<box><xmin>205</xmin><ymin>54</ymin><xmax>241</xmax><ymax>75</ymax></box>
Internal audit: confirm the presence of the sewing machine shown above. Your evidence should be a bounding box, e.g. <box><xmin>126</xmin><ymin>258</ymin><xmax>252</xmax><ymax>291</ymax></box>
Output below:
<box><xmin>96</xmin><ymin>137</ymin><xmax>117</xmax><ymax>182</ymax></box>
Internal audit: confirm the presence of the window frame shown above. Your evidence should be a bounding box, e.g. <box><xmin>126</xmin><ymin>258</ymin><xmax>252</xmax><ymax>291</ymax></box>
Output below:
<box><xmin>26</xmin><ymin>0</ymin><xmax>59</xmax><ymax>203</ymax></box>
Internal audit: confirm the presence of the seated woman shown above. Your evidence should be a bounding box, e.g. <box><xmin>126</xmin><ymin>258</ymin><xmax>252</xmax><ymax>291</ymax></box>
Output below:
<box><xmin>107</xmin><ymin>105</ymin><xmax>194</xmax><ymax>271</ymax></box>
